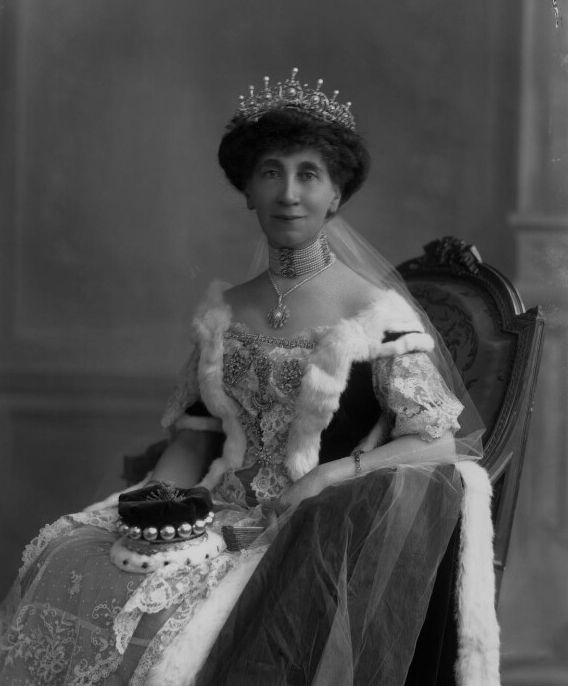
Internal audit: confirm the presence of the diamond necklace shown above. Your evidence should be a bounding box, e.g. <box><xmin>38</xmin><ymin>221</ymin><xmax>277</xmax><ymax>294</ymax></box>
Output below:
<box><xmin>266</xmin><ymin>254</ymin><xmax>335</xmax><ymax>329</ymax></box>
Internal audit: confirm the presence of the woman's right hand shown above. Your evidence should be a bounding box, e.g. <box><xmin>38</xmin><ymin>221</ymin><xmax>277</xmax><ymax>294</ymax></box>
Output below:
<box><xmin>275</xmin><ymin>464</ymin><xmax>330</xmax><ymax>513</ymax></box>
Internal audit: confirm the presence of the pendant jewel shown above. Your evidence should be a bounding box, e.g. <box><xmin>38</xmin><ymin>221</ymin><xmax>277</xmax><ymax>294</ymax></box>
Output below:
<box><xmin>266</xmin><ymin>300</ymin><xmax>290</xmax><ymax>329</ymax></box>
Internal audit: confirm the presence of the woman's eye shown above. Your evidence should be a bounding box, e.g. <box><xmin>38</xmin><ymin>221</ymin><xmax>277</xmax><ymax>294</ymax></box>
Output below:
<box><xmin>301</xmin><ymin>171</ymin><xmax>317</xmax><ymax>181</ymax></box>
<box><xmin>261</xmin><ymin>169</ymin><xmax>279</xmax><ymax>178</ymax></box>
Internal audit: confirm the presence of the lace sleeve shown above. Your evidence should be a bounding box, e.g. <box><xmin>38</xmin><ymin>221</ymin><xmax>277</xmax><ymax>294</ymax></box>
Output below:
<box><xmin>161</xmin><ymin>338</ymin><xmax>201</xmax><ymax>430</ymax></box>
<box><xmin>372</xmin><ymin>352</ymin><xmax>464</xmax><ymax>441</ymax></box>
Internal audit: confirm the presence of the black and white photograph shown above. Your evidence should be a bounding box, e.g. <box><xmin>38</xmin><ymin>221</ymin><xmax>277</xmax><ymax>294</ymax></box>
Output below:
<box><xmin>0</xmin><ymin>1</ymin><xmax>566</xmax><ymax>684</ymax></box>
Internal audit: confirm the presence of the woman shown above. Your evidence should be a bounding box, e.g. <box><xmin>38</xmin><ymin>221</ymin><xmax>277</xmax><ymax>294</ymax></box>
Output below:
<box><xmin>0</xmin><ymin>69</ymin><xmax>499</xmax><ymax>686</ymax></box>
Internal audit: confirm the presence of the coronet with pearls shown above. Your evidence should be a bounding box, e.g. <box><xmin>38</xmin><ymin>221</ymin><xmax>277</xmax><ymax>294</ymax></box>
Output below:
<box><xmin>117</xmin><ymin>511</ymin><xmax>216</xmax><ymax>543</ymax></box>
<box><xmin>233</xmin><ymin>67</ymin><xmax>356</xmax><ymax>131</ymax></box>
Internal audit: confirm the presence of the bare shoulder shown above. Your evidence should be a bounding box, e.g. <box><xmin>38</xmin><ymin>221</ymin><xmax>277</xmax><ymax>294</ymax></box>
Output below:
<box><xmin>332</xmin><ymin>261</ymin><xmax>386</xmax><ymax>313</ymax></box>
<box><xmin>223</xmin><ymin>274</ymin><xmax>272</xmax><ymax>327</ymax></box>
<box><xmin>224</xmin><ymin>274</ymin><xmax>264</xmax><ymax>308</ymax></box>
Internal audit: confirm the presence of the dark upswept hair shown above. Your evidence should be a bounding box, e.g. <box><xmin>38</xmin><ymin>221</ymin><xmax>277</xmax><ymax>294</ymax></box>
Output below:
<box><xmin>217</xmin><ymin>109</ymin><xmax>370</xmax><ymax>206</ymax></box>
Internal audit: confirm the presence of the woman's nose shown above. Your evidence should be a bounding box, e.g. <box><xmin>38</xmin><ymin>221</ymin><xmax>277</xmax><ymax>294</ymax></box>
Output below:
<box><xmin>278</xmin><ymin>176</ymin><xmax>300</xmax><ymax>204</ymax></box>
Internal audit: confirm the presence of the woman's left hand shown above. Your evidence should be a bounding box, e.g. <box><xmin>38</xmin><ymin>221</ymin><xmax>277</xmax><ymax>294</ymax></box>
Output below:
<box><xmin>276</xmin><ymin>464</ymin><xmax>330</xmax><ymax>513</ymax></box>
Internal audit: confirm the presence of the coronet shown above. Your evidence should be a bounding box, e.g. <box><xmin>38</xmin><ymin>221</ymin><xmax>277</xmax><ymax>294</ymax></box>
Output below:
<box><xmin>233</xmin><ymin>68</ymin><xmax>356</xmax><ymax>131</ymax></box>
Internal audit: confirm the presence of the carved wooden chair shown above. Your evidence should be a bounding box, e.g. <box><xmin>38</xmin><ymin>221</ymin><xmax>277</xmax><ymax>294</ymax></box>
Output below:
<box><xmin>397</xmin><ymin>236</ymin><xmax>545</xmax><ymax>599</ymax></box>
<box><xmin>123</xmin><ymin>236</ymin><xmax>545</xmax><ymax>601</ymax></box>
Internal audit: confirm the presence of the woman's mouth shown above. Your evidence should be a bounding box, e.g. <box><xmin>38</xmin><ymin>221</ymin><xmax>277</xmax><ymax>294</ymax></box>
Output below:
<box><xmin>272</xmin><ymin>215</ymin><xmax>305</xmax><ymax>221</ymax></box>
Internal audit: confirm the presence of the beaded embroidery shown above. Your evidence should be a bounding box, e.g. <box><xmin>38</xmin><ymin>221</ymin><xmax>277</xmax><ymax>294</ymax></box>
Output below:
<box><xmin>275</xmin><ymin>359</ymin><xmax>303</xmax><ymax>395</ymax></box>
<box><xmin>225</xmin><ymin>328</ymin><xmax>315</xmax><ymax>350</ymax></box>
<box><xmin>222</xmin><ymin>336</ymin><xmax>308</xmax><ymax>470</ymax></box>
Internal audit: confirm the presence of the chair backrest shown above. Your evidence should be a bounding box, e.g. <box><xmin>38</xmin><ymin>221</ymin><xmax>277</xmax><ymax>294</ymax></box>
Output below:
<box><xmin>398</xmin><ymin>236</ymin><xmax>545</xmax><ymax>598</ymax></box>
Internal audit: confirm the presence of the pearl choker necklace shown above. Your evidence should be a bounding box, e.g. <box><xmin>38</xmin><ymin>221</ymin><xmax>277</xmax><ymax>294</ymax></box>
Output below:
<box><xmin>268</xmin><ymin>232</ymin><xmax>333</xmax><ymax>278</ymax></box>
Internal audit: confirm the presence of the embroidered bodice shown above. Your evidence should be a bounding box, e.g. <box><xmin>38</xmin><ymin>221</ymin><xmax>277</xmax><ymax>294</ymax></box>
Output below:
<box><xmin>213</xmin><ymin>326</ymin><xmax>315</xmax><ymax>505</ymax></box>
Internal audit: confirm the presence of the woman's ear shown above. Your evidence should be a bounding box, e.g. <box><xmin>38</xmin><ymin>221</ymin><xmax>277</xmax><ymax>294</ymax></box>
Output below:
<box><xmin>328</xmin><ymin>188</ymin><xmax>341</xmax><ymax>215</ymax></box>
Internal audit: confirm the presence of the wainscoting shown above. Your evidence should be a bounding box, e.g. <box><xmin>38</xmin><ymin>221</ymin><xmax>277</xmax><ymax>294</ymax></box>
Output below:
<box><xmin>0</xmin><ymin>373</ymin><xmax>169</xmax><ymax>596</ymax></box>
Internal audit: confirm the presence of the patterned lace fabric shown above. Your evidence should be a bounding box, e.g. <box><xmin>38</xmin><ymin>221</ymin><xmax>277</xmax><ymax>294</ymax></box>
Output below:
<box><xmin>19</xmin><ymin>510</ymin><xmax>119</xmax><ymax>580</ymax></box>
<box><xmin>1</xmin><ymin>522</ymin><xmax>137</xmax><ymax>685</ymax></box>
<box><xmin>373</xmin><ymin>352</ymin><xmax>464</xmax><ymax>441</ymax></box>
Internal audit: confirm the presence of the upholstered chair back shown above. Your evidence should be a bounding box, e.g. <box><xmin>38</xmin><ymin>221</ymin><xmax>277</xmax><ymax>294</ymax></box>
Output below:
<box><xmin>398</xmin><ymin>237</ymin><xmax>545</xmax><ymax>597</ymax></box>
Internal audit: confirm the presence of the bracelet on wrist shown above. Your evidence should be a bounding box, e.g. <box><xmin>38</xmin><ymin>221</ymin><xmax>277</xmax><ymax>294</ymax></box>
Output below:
<box><xmin>351</xmin><ymin>448</ymin><xmax>364</xmax><ymax>476</ymax></box>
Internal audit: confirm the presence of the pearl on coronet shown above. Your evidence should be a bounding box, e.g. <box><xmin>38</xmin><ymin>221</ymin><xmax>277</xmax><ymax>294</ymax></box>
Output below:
<box><xmin>160</xmin><ymin>525</ymin><xmax>176</xmax><ymax>541</ymax></box>
<box><xmin>193</xmin><ymin>520</ymin><xmax>206</xmax><ymax>534</ymax></box>
<box><xmin>177</xmin><ymin>522</ymin><xmax>193</xmax><ymax>539</ymax></box>
<box><xmin>204</xmin><ymin>515</ymin><xmax>214</xmax><ymax>525</ymax></box>
<box><xmin>118</xmin><ymin>522</ymin><xmax>130</xmax><ymax>536</ymax></box>
<box><xmin>128</xmin><ymin>526</ymin><xmax>142</xmax><ymax>540</ymax></box>
<box><xmin>142</xmin><ymin>527</ymin><xmax>158</xmax><ymax>541</ymax></box>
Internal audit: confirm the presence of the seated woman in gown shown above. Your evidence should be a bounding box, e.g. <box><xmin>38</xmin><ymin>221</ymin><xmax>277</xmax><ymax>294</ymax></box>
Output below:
<box><xmin>0</xmin><ymin>68</ymin><xmax>500</xmax><ymax>686</ymax></box>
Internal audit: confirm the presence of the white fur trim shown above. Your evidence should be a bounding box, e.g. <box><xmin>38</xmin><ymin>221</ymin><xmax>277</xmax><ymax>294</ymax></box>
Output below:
<box><xmin>110</xmin><ymin>531</ymin><xmax>225</xmax><ymax>576</ymax></box>
<box><xmin>285</xmin><ymin>290</ymin><xmax>432</xmax><ymax>480</ymax></box>
<box><xmin>144</xmin><ymin>549</ymin><xmax>266</xmax><ymax>686</ymax></box>
<box><xmin>455</xmin><ymin>461</ymin><xmax>501</xmax><ymax>686</ymax></box>
<box><xmin>285</xmin><ymin>319</ymin><xmax>367</xmax><ymax>480</ymax></box>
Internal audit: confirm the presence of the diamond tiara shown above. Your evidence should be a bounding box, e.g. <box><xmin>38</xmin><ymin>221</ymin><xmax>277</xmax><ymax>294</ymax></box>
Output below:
<box><xmin>233</xmin><ymin>67</ymin><xmax>356</xmax><ymax>131</ymax></box>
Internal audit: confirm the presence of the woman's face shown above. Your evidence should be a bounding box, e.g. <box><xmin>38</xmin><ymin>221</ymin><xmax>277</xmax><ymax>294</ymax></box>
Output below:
<box><xmin>246</xmin><ymin>149</ymin><xmax>340</xmax><ymax>249</ymax></box>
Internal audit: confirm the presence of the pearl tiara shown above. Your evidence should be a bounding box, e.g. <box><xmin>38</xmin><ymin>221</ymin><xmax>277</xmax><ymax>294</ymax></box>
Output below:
<box><xmin>232</xmin><ymin>67</ymin><xmax>356</xmax><ymax>131</ymax></box>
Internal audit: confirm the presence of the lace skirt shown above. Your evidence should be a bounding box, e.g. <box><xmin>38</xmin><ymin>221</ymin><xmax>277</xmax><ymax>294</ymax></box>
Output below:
<box><xmin>0</xmin><ymin>465</ymin><xmax>462</xmax><ymax>686</ymax></box>
<box><xmin>0</xmin><ymin>503</ymin><xmax>267</xmax><ymax>686</ymax></box>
